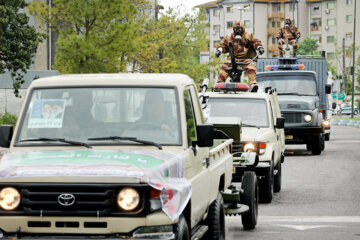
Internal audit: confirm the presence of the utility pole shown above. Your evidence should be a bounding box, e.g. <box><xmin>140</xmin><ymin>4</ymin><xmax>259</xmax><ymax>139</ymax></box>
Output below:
<box><xmin>351</xmin><ymin>0</ymin><xmax>357</xmax><ymax>118</ymax></box>
<box><xmin>343</xmin><ymin>38</ymin><xmax>346</xmax><ymax>93</ymax></box>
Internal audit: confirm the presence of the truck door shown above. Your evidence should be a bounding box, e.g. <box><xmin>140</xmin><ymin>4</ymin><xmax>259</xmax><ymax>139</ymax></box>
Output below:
<box><xmin>183</xmin><ymin>87</ymin><xmax>210</xmax><ymax>227</ymax></box>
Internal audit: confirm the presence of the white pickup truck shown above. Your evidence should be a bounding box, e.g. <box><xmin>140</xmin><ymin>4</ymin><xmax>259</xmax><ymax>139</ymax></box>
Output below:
<box><xmin>0</xmin><ymin>74</ymin><xmax>258</xmax><ymax>239</ymax></box>
<box><xmin>202</xmin><ymin>82</ymin><xmax>285</xmax><ymax>204</ymax></box>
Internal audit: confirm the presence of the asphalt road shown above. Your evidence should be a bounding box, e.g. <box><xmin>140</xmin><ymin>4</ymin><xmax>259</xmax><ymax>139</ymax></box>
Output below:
<box><xmin>226</xmin><ymin>125</ymin><xmax>360</xmax><ymax>240</ymax></box>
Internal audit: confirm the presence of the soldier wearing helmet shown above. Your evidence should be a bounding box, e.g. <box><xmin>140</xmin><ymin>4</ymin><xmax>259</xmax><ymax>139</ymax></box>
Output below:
<box><xmin>277</xmin><ymin>17</ymin><xmax>301</xmax><ymax>57</ymax></box>
<box><xmin>215</xmin><ymin>20</ymin><xmax>264</xmax><ymax>92</ymax></box>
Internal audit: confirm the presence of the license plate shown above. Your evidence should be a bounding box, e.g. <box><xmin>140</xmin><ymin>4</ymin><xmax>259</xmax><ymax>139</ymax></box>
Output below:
<box><xmin>233</xmin><ymin>167</ymin><xmax>236</xmax><ymax>174</ymax></box>
<box><xmin>285</xmin><ymin>135</ymin><xmax>293</xmax><ymax>140</ymax></box>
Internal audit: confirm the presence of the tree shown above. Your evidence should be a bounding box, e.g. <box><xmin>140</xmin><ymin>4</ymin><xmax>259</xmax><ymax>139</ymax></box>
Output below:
<box><xmin>0</xmin><ymin>0</ymin><xmax>45</xmax><ymax>97</ymax></box>
<box><xmin>130</xmin><ymin>7</ymin><xmax>211</xmax><ymax>82</ymax></box>
<box><xmin>29</xmin><ymin>0</ymin><xmax>148</xmax><ymax>73</ymax></box>
<box><xmin>297</xmin><ymin>37</ymin><xmax>318</xmax><ymax>56</ymax></box>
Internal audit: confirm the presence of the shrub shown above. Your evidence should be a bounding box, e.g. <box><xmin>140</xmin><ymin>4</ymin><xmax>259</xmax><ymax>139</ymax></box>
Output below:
<box><xmin>0</xmin><ymin>113</ymin><xmax>18</xmax><ymax>127</ymax></box>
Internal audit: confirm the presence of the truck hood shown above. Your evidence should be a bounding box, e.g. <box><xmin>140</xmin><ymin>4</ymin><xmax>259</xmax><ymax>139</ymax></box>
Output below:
<box><xmin>241</xmin><ymin>127</ymin><xmax>274</xmax><ymax>142</ymax></box>
<box><xmin>278</xmin><ymin>95</ymin><xmax>318</xmax><ymax>111</ymax></box>
<box><xmin>0</xmin><ymin>149</ymin><xmax>184</xmax><ymax>181</ymax></box>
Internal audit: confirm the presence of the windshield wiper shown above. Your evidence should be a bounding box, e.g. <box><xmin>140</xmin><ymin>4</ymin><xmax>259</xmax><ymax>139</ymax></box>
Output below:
<box><xmin>88</xmin><ymin>136</ymin><xmax>162</xmax><ymax>150</ymax></box>
<box><xmin>20</xmin><ymin>138</ymin><xmax>92</xmax><ymax>148</ymax></box>
<box><xmin>277</xmin><ymin>92</ymin><xmax>300</xmax><ymax>95</ymax></box>
<box><xmin>242</xmin><ymin>124</ymin><xmax>261</xmax><ymax>128</ymax></box>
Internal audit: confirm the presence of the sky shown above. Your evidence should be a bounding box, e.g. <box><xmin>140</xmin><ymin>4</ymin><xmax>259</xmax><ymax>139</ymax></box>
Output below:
<box><xmin>159</xmin><ymin>0</ymin><xmax>211</xmax><ymax>15</ymax></box>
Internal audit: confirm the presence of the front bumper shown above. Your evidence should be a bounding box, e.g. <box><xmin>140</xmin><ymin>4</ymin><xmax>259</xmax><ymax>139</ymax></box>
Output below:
<box><xmin>0</xmin><ymin>213</ymin><xmax>174</xmax><ymax>239</ymax></box>
<box><xmin>284</xmin><ymin>126</ymin><xmax>323</xmax><ymax>144</ymax></box>
<box><xmin>232</xmin><ymin>161</ymin><xmax>271</xmax><ymax>182</ymax></box>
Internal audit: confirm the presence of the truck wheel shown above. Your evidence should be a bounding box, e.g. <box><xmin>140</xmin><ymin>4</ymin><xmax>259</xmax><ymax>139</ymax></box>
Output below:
<box><xmin>311</xmin><ymin>133</ymin><xmax>322</xmax><ymax>155</ymax></box>
<box><xmin>241</xmin><ymin>171</ymin><xmax>258</xmax><ymax>230</ymax></box>
<box><xmin>205</xmin><ymin>192</ymin><xmax>225</xmax><ymax>240</ymax></box>
<box><xmin>274</xmin><ymin>161</ymin><xmax>282</xmax><ymax>193</ymax></box>
<box><xmin>321</xmin><ymin>136</ymin><xmax>325</xmax><ymax>151</ymax></box>
<box><xmin>259</xmin><ymin>160</ymin><xmax>274</xmax><ymax>203</ymax></box>
<box><xmin>354</xmin><ymin>110</ymin><xmax>358</xmax><ymax>115</ymax></box>
<box><xmin>306</xmin><ymin>143</ymin><xmax>312</xmax><ymax>151</ymax></box>
<box><xmin>174</xmin><ymin>215</ymin><xmax>190</xmax><ymax>240</ymax></box>
<box><xmin>325</xmin><ymin>133</ymin><xmax>330</xmax><ymax>141</ymax></box>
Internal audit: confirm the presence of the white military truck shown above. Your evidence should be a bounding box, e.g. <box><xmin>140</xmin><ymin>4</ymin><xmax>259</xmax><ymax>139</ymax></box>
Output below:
<box><xmin>0</xmin><ymin>74</ymin><xmax>258</xmax><ymax>239</ymax></box>
<box><xmin>202</xmin><ymin>82</ymin><xmax>285</xmax><ymax>203</ymax></box>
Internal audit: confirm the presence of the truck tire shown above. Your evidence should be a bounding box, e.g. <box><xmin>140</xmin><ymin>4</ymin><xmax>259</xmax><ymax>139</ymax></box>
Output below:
<box><xmin>354</xmin><ymin>110</ymin><xmax>358</xmax><ymax>115</ymax></box>
<box><xmin>311</xmin><ymin>133</ymin><xmax>322</xmax><ymax>155</ymax></box>
<box><xmin>321</xmin><ymin>136</ymin><xmax>325</xmax><ymax>151</ymax></box>
<box><xmin>205</xmin><ymin>192</ymin><xmax>225</xmax><ymax>240</ymax></box>
<box><xmin>325</xmin><ymin>133</ymin><xmax>330</xmax><ymax>141</ymax></box>
<box><xmin>274</xmin><ymin>161</ymin><xmax>282</xmax><ymax>193</ymax></box>
<box><xmin>241</xmin><ymin>171</ymin><xmax>258</xmax><ymax>230</ymax></box>
<box><xmin>306</xmin><ymin>143</ymin><xmax>312</xmax><ymax>151</ymax></box>
<box><xmin>174</xmin><ymin>215</ymin><xmax>190</xmax><ymax>240</ymax></box>
<box><xmin>259</xmin><ymin>160</ymin><xmax>274</xmax><ymax>203</ymax></box>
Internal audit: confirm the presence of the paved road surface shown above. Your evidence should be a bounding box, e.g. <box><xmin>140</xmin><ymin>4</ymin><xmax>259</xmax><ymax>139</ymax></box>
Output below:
<box><xmin>226</xmin><ymin>125</ymin><xmax>360</xmax><ymax>239</ymax></box>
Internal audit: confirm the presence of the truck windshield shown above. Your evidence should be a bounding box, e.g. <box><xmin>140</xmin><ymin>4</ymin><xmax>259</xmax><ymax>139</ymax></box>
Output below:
<box><xmin>205</xmin><ymin>98</ymin><xmax>269</xmax><ymax>127</ymax></box>
<box><xmin>16</xmin><ymin>87</ymin><xmax>181</xmax><ymax>146</ymax></box>
<box><xmin>258</xmin><ymin>76</ymin><xmax>317</xmax><ymax>96</ymax></box>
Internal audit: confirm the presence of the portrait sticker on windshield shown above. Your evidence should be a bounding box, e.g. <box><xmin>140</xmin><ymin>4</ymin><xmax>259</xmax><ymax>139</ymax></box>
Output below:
<box><xmin>28</xmin><ymin>99</ymin><xmax>66</xmax><ymax>128</ymax></box>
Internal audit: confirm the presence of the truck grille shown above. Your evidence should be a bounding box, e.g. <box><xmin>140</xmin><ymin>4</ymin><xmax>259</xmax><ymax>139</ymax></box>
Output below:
<box><xmin>283</xmin><ymin>112</ymin><xmax>303</xmax><ymax>123</ymax></box>
<box><xmin>6</xmin><ymin>184</ymin><xmax>149</xmax><ymax>217</ymax></box>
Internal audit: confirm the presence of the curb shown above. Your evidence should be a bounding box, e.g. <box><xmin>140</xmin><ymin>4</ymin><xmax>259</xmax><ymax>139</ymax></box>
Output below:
<box><xmin>331</xmin><ymin>119</ymin><xmax>360</xmax><ymax>128</ymax></box>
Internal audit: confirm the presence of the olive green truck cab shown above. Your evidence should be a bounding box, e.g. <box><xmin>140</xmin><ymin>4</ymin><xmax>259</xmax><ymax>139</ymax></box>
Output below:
<box><xmin>0</xmin><ymin>74</ymin><xmax>258</xmax><ymax>239</ymax></box>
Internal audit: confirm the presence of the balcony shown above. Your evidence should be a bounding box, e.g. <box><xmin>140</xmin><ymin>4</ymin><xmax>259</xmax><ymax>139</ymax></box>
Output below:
<box><xmin>268</xmin><ymin>12</ymin><xmax>284</xmax><ymax>19</ymax></box>
<box><xmin>267</xmin><ymin>28</ymin><xmax>278</xmax><ymax>36</ymax></box>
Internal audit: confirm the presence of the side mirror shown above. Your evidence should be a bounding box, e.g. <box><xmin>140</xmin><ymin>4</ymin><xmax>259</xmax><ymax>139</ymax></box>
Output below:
<box><xmin>275</xmin><ymin>117</ymin><xmax>285</xmax><ymax>129</ymax></box>
<box><xmin>325</xmin><ymin>84</ymin><xmax>332</xmax><ymax>94</ymax></box>
<box><xmin>0</xmin><ymin>125</ymin><xmax>14</xmax><ymax>148</ymax></box>
<box><xmin>194</xmin><ymin>124</ymin><xmax>214</xmax><ymax>147</ymax></box>
<box><xmin>332</xmin><ymin>102</ymin><xmax>337</xmax><ymax>109</ymax></box>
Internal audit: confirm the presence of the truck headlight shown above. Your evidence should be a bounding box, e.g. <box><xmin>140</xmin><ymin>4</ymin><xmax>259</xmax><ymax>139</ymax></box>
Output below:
<box><xmin>0</xmin><ymin>187</ymin><xmax>21</xmax><ymax>211</ymax></box>
<box><xmin>117</xmin><ymin>187</ymin><xmax>140</xmax><ymax>211</ymax></box>
<box><xmin>304</xmin><ymin>114</ymin><xmax>312</xmax><ymax>122</ymax></box>
<box><xmin>244</xmin><ymin>143</ymin><xmax>256</xmax><ymax>152</ymax></box>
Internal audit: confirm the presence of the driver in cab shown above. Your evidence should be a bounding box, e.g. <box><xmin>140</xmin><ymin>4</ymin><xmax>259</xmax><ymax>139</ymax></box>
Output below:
<box><xmin>135</xmin><ymin>90</ymin><xmax>174</xmax><ymax>136</ymax></box>
<box><xmin>215</xmin><ymin>20</ymin><xmax>264</xmax><ymax>92</ymax></box>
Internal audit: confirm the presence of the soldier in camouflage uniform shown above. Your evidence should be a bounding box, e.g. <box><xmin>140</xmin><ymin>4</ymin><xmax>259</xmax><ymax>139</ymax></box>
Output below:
<box><xmin>277</xmin><ymin>17</ymin><xmax>301</xmax><ymax>57</ymax></box>
<box><xmin>215</xmin><ymin>21</ymin><xmax>264</xmax><ymax>92</ymax></box>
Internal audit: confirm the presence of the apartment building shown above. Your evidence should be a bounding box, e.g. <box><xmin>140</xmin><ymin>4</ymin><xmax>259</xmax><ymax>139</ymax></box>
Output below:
<box><xmin>197</xmin><ymin>0</ymin><xmax>359</xmax><ymax>75</ymax></box>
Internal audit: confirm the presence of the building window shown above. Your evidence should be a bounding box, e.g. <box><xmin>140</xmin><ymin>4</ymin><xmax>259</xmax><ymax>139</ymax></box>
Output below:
<box><xmin>327</xmin><ymin>52</ymin><xmax>335</xmax><ymax>60</ymax></box>
<box><xmin>327</xmin><ymin>19</ymin><xmax>335</xmax><ymax>26</ymax></box>
<box><xmin>244</xmin><ymin>20</ymin><xmax>251</xmax><ymax>28</ymax></box>
<box><xmin>289</xmin><ymin>3</ymin><xmax>295</xmax><ymax>12</ymax></box>
<box><xmin>213</xmin><ymin>40</ymin><xmax>220</xmax><ymax>48</ymax></box>
<box><xmin>272</xmin><ymin>4</ymin><xmax>281</xmax><ymax>12</ymax></box>
<box><xmin>346</xmin><ymin>15</ymin><xmax>353</xmax><ymax>23</ymax></box>
<box><xmin>327</xmin><ymin>36</ymin><xmax>335</xmax><ymax>43</ymax></box>
<box><xmin>310</xmin><ymin>18</ymin><xmax>322</xmax><ymax>31</ymax></box>
<box><xmin>271</xmin><ymin>20</ymin><xmax>275</xmax><ymax>28</ymax></box>
<box><xmin>272</xmin><ymin>37</ymin><xmax>276</xmax><ymax>44</ymax></box>
<box><xmin>327</xmin><ymin>2</ymin><xmax>335</xmax><ymax>9</ymax></box>
<box><xmin>346</xmin><ymin>0</ymin><xmax>352</xmax><ymax>5</ymax></box>
<box><xmin>227</xmin><ymin>21</ymin><xmax>233</xmax><ymax>29</ymax></box>
<box><xmin>227</xmin><ymin>6</ymin><xmax>233</xmax><ymax>13</ymax></box>
<box><xmin>213</xmin><ymin>25</ymin><xmax>220</xmax><ymax>35</ymax></box>
<box><xmin>345</xmin><ymin>32</ymin><xmax>353</xmax><ymax>40</ymax></box>
<box><xmin>214</xmin><ymin>9</ymin><xmax>220</xmax><ymax>17</ymax></box>
<box><xmin>311</xmin><ymin>3</ymin><xmax>321</xmax><ymax>15</ymax></box>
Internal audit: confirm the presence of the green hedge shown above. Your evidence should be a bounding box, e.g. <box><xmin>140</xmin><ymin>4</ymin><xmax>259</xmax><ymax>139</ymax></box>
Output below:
<box><xmin>0</xmin><ymin>113</ymin><xmax>18</xmax><ymax>127</ymax></box>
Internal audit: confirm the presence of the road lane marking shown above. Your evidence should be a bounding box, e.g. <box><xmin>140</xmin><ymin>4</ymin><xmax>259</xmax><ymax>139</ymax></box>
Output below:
<box><xmin>275</xmin><ymin>224</ymin><xmax>341</xmax><ymax>231</ymax></box>
<box><xmin>226</xmin><ymin>216</ymin><xmax>360</xmax><ymax>223</ymax></box>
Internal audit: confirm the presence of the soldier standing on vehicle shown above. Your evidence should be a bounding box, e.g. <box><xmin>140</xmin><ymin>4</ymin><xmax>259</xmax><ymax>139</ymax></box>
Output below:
<box><xmin>215</xmin><ymin>20</ymin><xmax>264</xmax><ymax>92</ymax></box>
<box><xmin>277</xmin><ymin>17</ymin><xmax>301</xmax><ymax>57</ymax></box>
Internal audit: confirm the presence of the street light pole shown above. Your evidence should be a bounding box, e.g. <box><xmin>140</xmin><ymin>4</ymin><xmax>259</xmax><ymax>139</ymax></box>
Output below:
<box><xmin>351</xmin><ymin>0</ymin><xmax>356</xmax><ymax>118</ymax></box>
